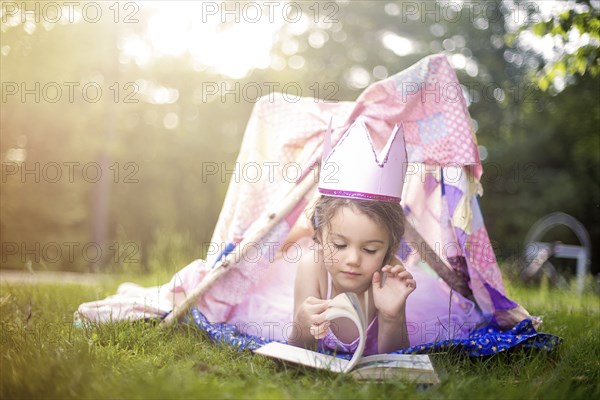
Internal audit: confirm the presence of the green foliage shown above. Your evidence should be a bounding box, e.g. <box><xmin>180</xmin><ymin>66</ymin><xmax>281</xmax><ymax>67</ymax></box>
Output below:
<box><xmin>518</xmin><ymin>3</ymin><xmax>600</xmax><ymax>91</ymax></box>
<box><xmin>1</xmin><ymin>280</ymin><xmax>598</xmax><ymax>399</ymax></box>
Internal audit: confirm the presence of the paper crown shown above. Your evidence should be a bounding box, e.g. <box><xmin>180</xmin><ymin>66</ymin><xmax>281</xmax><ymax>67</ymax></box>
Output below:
<box><xmin>318</xmin><ymin>118</ymin><xmax>408</xmax><ymax>203</ymax></box>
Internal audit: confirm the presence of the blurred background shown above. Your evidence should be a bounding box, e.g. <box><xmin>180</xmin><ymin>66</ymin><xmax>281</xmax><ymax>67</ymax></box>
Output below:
<box><xmin>1</xmin><ymin>1</ymin><xmax>598</xmax><ymax>281</ymax></box>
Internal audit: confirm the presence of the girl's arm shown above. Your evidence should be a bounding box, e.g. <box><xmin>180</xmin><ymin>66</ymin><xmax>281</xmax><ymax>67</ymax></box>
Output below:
<box><xmin>372</xmin><ymin>263</ymin><xmax>416</xmax><ymax>353</ymax></box>
<box><xmin>377</xmin><ymin>305</ymin><xmax>410</xmax><ymax>353</ymax></box>
<box><xmin>289</xmin><ymin>250</ymin><xmax>331</xmax><ymax>349</ymax></box>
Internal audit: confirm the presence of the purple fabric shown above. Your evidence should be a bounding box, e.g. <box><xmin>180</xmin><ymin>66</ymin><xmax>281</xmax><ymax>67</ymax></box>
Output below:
<box><xmin>485</xmin><ymin>283</ymin><xmax>519</xmax><ymax>311</ymax></box>
<box><xmin>320</xmin><ymin>317</ymin><xmax>380</xmax><ymax>356</ymax></box>
<box><xmin>454</xmin><ymin>227</ymin><xmax>468</xmax><ymax>250</ymax></box>
<box><xmin>444</xmin><ymin>184</ymin><xmax>464</xmax><ymax>217</ymax></box>
<box><xmin>424</xmin><ymin>172</ymin><xmax>438</xmax><ymax>195</ymax></box>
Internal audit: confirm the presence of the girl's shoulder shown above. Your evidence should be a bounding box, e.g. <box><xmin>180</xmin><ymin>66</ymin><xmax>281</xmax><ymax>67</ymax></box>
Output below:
<box><xmin>297</xmin><ymin>246</ymin><xmax>328</xmax><ymax>299</ymax></box>
<box><xmin>298</xmin><ymin>245</ymin><xmax>319</xmax><ymax>268</ymax></box>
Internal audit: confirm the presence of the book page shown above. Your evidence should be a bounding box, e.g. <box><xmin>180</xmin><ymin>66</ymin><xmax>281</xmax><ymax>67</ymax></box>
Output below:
<box><xmin>253</xmin><ymin>342</ymin><xmax>348</xmax><ymax>373</ymax></box>
<box><xmin>351</xmin><ymin>353</ymin><xmax>440</xmax><ymax>384</ymax></box>
<box><xmin>354</xmin><ymin>353</ymin><xmax>434</xmax><ymax>370</ymax></box>
<box><xmin>325</xmin><ymin>292</ymin><xmax>367</xmax><ymax>373</ymax></box>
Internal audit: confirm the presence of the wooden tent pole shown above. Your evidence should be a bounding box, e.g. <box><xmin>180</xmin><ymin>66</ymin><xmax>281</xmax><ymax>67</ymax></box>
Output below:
<box><xmin>161</xmin><ymin>174</ymin><xmax>318</xmax><ymax>327</ymax></box>
<box><xmin>402</xmin><ymin>221</ymin><xmax>473</xmax><ymax>299</ymax></box>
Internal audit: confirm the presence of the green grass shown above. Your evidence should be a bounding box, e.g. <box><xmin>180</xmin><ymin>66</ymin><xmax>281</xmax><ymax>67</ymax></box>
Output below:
<box><xmin>1</xmin><ymin>277</ymin><xmax>599</xmax><ymax>399</ymax></box>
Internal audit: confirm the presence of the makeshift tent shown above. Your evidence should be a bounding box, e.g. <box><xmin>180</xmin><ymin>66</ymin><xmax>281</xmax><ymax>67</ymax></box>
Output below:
<box><xmin>76</xmin><ymin>54</ymin><xmax>559</xmax><ymax>355</ymax></box>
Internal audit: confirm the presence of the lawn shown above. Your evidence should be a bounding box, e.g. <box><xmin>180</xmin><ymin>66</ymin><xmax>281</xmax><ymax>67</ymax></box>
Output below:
<box><xmin>1</xmin><ymin>275</ymin><xmax>599</xmax><ymax>399</ymax></box>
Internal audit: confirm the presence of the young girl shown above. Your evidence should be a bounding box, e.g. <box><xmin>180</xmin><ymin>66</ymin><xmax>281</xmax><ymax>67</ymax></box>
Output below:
<box><xmin>289</xmin><ymin>195</ymin><xmax>416</xmax><ymax>355</ymax></box>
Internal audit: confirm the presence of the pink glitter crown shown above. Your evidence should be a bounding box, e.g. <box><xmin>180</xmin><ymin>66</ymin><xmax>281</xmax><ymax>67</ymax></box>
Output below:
<box><xmin>318</xmin><ymin>117</ymin><xmax>408</xmax><ymax>203</ymax></box>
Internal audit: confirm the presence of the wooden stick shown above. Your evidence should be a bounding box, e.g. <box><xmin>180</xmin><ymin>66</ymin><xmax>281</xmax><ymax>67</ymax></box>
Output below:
<box><xmin>160</xmin><ymin>174</ymin><xmax>319</xmax><ymax>327</ymax></box>
<box><xmin>403</xmin><ymin>221</ymin><xmax>473</xmax><ymax>299</ymax></box>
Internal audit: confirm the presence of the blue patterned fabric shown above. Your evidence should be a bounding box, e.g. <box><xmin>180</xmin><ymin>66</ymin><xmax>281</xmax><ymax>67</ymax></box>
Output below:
<box><xmin>188</xmin><ymin>307</ymin><xmax>561</xmax><ymax>358</ymax></box>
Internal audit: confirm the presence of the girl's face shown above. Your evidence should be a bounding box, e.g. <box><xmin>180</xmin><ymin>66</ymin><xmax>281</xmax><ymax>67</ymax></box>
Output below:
<box><xmin>321</xmin><ymin>206</ymin><xmax>389</xmax><ymax>294</ymax></box>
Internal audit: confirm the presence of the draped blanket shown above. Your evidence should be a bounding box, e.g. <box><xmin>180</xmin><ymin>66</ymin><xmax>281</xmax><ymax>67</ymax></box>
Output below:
<box><xmin>199</xmin><ymin>54</ymin><xmax>530</xmax><ymax>328</ymax></box>
<box><xmin>75</xmin><ymin>54</ymin><xmax>559</xmax><ymax>356</ymax></box>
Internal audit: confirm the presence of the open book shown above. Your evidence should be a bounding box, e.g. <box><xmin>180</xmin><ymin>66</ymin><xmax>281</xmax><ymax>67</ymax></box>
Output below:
<box><xmin>254</xmin><ymin>293</ymin><xmax>440</xmax><ymax>384</ymax></box>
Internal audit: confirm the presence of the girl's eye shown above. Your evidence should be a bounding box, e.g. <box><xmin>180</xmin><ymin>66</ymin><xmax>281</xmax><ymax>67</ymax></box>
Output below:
<box><xmin>364</xmin><ymin>249</ymin><xmax>377</xmax><ymax>254</ymax></box>
<box><xmin>332</xmin><ymin>243</ymin><xmax>346</xmax><ymax>249</ymax></box>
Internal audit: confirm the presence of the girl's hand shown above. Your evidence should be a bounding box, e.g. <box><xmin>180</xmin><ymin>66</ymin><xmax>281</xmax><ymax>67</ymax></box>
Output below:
<box><xmin>372</xmin><ymin>264</ymin><xmax>416</xmax><ymax>321</ymax></box>
<box><xmin>295</xmin><ymin>296</ymin><xmax>331</xmax><ymax>339</ymax></box>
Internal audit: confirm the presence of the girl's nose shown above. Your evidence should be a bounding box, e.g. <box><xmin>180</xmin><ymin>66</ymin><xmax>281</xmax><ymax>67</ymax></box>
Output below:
<box><xmin>345</xmin><ymin>247</ymin><xmax>361</xmax><ymax>267</ymax></box>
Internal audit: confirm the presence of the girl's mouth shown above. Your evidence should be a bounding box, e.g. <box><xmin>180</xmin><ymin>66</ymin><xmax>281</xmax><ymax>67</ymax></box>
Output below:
<box><xmin>342</xmin><ymin>271</ymin><xmax>361</xmax><ymax>277</ymax></box>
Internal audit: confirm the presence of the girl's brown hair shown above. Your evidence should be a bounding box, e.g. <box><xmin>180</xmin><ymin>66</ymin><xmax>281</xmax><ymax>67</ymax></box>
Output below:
<box><xmin>309</xmin><ymin>196</ymin><xmax>405</xmax><ymax>265</ymax></box>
